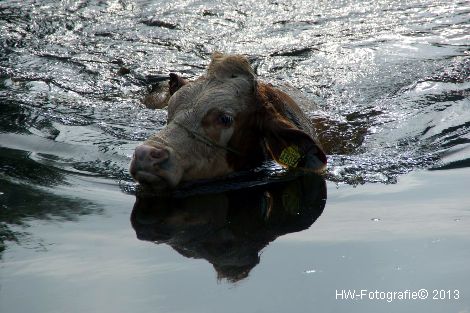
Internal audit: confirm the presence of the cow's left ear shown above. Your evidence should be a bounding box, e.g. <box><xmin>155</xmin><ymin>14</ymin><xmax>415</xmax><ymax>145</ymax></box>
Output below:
<box><xmin>262</xmin><ymin>117</ymin><xmax>327</xmax><ymax>172</ymax></box>
<box><xmin>255</xmin><ymin>82</ymin><xmax>327</xmax><ymax>172</ymax></box>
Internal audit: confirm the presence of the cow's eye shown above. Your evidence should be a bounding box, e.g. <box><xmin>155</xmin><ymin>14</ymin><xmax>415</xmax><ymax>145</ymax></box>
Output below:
<box><xmin>218</xmin><ymin>114</ymin><xmax>234</xmax><ymax>127</ymax></box>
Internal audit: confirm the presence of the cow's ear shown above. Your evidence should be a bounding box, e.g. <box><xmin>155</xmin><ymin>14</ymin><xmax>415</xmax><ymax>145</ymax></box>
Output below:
<box><xmin>262</xmin><ymin>117</ymin><xmax>327</xmax><ymax>172</ymax></box>
<box><xmin>256</xmin><ymin>83</ymin><xmax>327</xmax><ymax>172</ymax></box>
<box><xmin>169</xmin><ymin>73</ymin><xmax>187</xmax><ymax>95</ymax></box>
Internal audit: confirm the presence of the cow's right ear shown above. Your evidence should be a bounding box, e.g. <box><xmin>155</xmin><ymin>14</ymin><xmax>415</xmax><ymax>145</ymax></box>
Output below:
<box><xmin>169</xmin><ymin>73</ymin><xmax>188</xmax><ymax>95</ymax></box>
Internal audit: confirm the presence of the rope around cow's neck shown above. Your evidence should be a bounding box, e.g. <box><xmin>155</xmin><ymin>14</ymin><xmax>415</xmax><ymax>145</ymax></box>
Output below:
<box><xmin>173</xmin><ymin>121</ymin><xmax>242</xmax><ymax>156</ymax></box>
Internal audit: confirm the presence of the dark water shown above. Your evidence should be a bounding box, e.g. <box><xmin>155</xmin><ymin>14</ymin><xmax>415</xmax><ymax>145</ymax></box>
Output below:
<box><xmin>1</xmin><ymin>1</ymin><xmax>470</xmax><ymax>312</ymax></box>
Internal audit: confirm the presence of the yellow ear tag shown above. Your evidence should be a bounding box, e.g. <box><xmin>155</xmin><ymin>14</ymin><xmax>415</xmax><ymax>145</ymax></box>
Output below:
<box><xmin>279</xmin><ymin>145</ymin><xmax>302</xmax><ymax>168</ymax></box>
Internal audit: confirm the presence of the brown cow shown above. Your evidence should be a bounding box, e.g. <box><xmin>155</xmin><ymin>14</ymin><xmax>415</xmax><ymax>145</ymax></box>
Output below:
<box><xmin>130</xmin><ymin>53</ymin><xmax>327</xmax><ymax>190</ymax></box>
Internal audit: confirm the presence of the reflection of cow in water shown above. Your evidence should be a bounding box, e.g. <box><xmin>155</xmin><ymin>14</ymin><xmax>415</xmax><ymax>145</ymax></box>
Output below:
<box><xmin>130</xmin><ymin>53</ymin><xmax>327</xmax><ymax>191</ymax></box>
<box><xmin>131</xmin><ymin>174</ymin><xmax>326</xmax><ymax>283</ymax></box>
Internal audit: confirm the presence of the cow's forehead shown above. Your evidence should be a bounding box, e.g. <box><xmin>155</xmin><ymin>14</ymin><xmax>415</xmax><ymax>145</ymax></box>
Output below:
<box><xmin>167</xmin><ymin>76</ymin><xmax>254</xmax><ymax>120</ymax></box>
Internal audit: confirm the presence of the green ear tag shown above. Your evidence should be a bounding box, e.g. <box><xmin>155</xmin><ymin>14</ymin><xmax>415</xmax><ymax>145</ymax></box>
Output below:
<box><xmin>279</xmin><ymin>145</ymin><xmax>302</xmax><ymax>168</ymax></box>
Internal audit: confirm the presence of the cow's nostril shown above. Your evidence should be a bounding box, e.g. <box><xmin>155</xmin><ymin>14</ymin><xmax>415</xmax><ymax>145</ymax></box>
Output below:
<box><xmin>150</xmin><ymin>149</ymin><xmax>164</xmax><ymax>159</ymax></box>
<box><xmin>134</xmin><ymin>145</ymin><xmax>169</xmax><ymax>164</ymax></box>
<box><xmin>150</xmin><ymin>148</ymin><xmax>169</xmax><ymax>163</ymax></box>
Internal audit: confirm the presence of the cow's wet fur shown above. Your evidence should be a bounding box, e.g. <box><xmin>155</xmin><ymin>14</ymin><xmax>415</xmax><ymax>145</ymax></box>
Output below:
<box><xmin>131</xmin><ymin>53</ymin><xmax>328</xmax><ymax>190</ymax></box>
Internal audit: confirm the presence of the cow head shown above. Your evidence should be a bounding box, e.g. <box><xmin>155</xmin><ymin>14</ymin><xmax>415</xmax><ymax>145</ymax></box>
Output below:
<box><xmin>130</xmin><ymin>53</ymin><xmax>326</xmax><ymax>190</ymax></box>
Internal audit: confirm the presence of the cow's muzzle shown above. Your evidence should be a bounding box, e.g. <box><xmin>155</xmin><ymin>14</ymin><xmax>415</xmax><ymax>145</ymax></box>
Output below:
<box><xmin>130</xmin><ymin>144</ymin><xmax>173</xmax><ymax>189</ymax></box>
